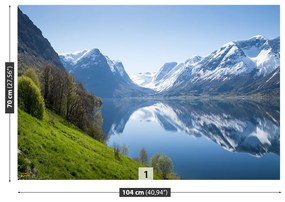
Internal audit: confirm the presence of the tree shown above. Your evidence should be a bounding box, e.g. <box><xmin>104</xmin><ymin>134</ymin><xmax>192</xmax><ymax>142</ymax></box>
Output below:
<box><xmin>41</xmin><ymin>65</ymin><xmax>53</xmax><ymax>104</ymax></box>
<box><xmin>40</xmin><ymin>65</ymin><xmax>105</xmax><ymax>142</ymax></box>
<box><xmin>138</xmin><ymin>147</ymin><xmax>148</xmax><ymax>165</ymax></box>
<box><xmin>113</xmin><ymin>144</ymin><xmax>121</xmax><ymax>160</ymax></box>
<box><xmin>150</xmin><ymin>154</ymin><xmax>174</xmax><ymax>179</ymax></box>
<box><xmin>41</xmin><ymin>65</ymin><xmax>67</xmax><ymax>114</ymax></box>
<box><xmin>23</xmin><ymin>68</ymin><xmax>41</xmax><ymax>89</ymax></box>
<box><xmin>120</xmin><ymin>144</ymin><xmax>128</xmax><ymax>155</ymax></box>
<box><xmin>18</xmin><ymin>76</ymin><xmax>45</xmax><ymax>119</ymax></box>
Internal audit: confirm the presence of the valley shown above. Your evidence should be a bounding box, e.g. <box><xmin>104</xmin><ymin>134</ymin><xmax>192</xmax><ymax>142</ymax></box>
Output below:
<box><xmin>17</xmin><ymin>6</ymin><xmax>280</xmax><ymax>180</ymax></box>
<box><xmin>60</xmin><ymin>35</ymin><xmax>280</xmax><ymax>99</ymax></box>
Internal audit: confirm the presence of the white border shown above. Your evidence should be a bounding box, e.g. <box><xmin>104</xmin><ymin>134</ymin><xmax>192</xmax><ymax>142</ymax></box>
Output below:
<box><xmin>0</xmin><ymin>0</ymin><xmax>284</xmax><ymax>201</ymax></box>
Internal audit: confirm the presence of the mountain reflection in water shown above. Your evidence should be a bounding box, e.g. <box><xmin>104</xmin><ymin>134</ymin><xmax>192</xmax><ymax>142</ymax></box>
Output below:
<box><xmin>101</xmin><ymin>99</ymin><xmax>279</xmax><ymax>179</ymax></box>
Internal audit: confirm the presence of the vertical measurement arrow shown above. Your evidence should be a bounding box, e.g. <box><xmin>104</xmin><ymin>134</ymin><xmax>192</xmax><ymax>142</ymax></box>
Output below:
<box><xmin>9</xmin><ymin>5</ymin><xmax>11</xmax><ymax>62</ymax></box>
<box><xmin>5</xmin><ymin>5</ymin><xmax>13</xmax><ymax>182</ymax></box>
<box><xmin>6</xmin><ymin>62</ymin><xmax>14</xmax><ymax>182</ymax></box>
<box><xmin>9</xmin><ymin>5</ymin><xmax>11</xmax><ymax>183</ymax></box>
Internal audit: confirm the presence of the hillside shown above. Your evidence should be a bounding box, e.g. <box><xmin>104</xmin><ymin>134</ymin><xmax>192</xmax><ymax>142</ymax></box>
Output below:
<box><xmin>18</xmin><ymin>109</ymin><xmax>157</xmax><ymax>179</ymax></box>
<box><xmin>18</xmin><ymin>8</ymin><xmax>64</xmax><ymax>72</ymax></box>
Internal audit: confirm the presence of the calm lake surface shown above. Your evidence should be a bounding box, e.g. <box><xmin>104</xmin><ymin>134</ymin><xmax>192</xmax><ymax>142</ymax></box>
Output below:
<box><xmin>101</xmin><ymin>99</ymin><xmax>280</xmax><ymax>179</ymax></box>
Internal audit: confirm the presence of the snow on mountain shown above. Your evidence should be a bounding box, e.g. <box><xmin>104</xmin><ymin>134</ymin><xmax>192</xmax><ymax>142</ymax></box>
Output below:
<box><xmin>129</xmin><ymin>101</ymin><xmax>279</xmax><ymax>157</ymax></box>
<box><xmin>235</xmin><ymin>35</ymin><xmax>280</xmax><ymax>76</ymax></box>
<box><xmin>134</xmin><ymin>56</ymin><xmax>203</xmax><ymax>92</ymax></box>
<box><xmin>134</xmin><ymin>35</ymin><xmax>280</xmax><ymax>93</ymax></box>
<box><xmin>59</xmin><ymin>48</ymin><xmax>154</xmax><ymax>98</ymax></box>
<box><xmin>131</xmin><ymin>61</ymin><xmax>184</xmax><ymax>91</ymax></box>
<box><xmin>131</xmin><ymin>102</ymin><xmax>187</xmax><ymax>132</ymax></box>
<box><xmin>81</xmin><ymin>48</ymin><xmax>101</xmax><ymax>60</ymax></box>
<box><xmin>60</xmin><ymin>48</ymin><xmax>131</xmax><ymax>80</ymax></box>
<box><xmin>150</xmin><ymin>63</ymin><xmax>187</xmax><ymax>92</ymax></box>
<box><xmin>184</xmin><ymin>56</ymin><xmax>203</xmax><ymax>66</ymax></box>
<box><xmin>105</xmin><ymin>56</ymin><xmax>134</xmax><ymax>84</ymax></box>
<box><xmin>60</xmin><ymin>49</ymin><xmax>106</xmax><ymax>71</ymax></box>
<box><xmin>153</xmin><ymin>62</ymin><xmax>178</xmax><ymax>83</ymax></box>
<box><xmin>135</xmin><ymin>36</ymin><xmax>278</xmax><ymax>94</ymax></box>
<box><xmin>131</xmin><ymin>72</ymin><xmax>156</xmax><ymax>86</ymax></box>
<box><xmin>60</xmin><ymin>35</ymin><xmax>279</xmax><ymax>96</ymax></box>
<box><xmin>189</xmin><ymin>43</ymin><xmax>256</xmax><ymax>83</ymax></box>
<box><xmin>60</xmin><ymin>49</ymin><xmax>89</xmax><ymax>64</ymax></box>
<box><xmin>266</xmin><ymin>68</ymin><xmax>279</xmax><ymax>83</ymax></box>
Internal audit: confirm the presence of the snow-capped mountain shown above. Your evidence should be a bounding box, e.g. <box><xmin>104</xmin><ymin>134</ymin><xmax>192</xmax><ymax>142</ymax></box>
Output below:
<box><xmin>103</xmin><ymin>99</ymin><xmax>279</xmax><ymax>157</ymax></box>
<box><xmin>133</xmin><ymin>35</ymin><xmax>279</xmax><ymax>95</ymax></box>
<box><xmin>131</xmin><ymin>58</ymin><xmax>202</xmax><ymax>92</ymax></box>
<box><xmin>60</xmin><ymin>49</ymin><xmax>154</xmax><ymax>98</ymax></box>
<box><xmin>105</xmin><ymin>56</ymin><xmax>134</xmax><ymax>85</ymax></box>
<box><xmin>150</xmin><ymin>56</ymin><xmax>203</xmax><ymax>92</ymax></box>
<box><xmin>168</xmin><ymin>35</ymin><xmax>280</xmax><ymax>95</ymax></box>
<box><xmin>153</xmin><ymin>62</ymin><xmax>178</xmax><ymax>83</ymax></box>
<box><xmin>59</xmin><ymin>50</ymin><xmax>88</xmax><ymax>72</ymax></box>
<box><xmin>131</xmin><ymin>102</ymin><xmax>279</xmax><ymax>157</ymax></box>
<box><xmin>235</xmin><ymin>35</ymin><xmax>280</xmax><ymax>76</ymax></box>
<box><xmin>131</xmin><ymin>72</ymin><xmax>156</xmax><ymax>86</ymax></box>
<box><xmin>60</xmin><ymin>35</ymin><xmax>279</xmax><ymax>97</ymax></box>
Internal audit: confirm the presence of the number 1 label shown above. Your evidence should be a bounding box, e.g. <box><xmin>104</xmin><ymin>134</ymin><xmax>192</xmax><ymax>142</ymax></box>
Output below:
<box><xmin>144</xmin><ymin>170</ymin><xmax>148</xmax><ymax>178</ymax></box>
<box><xmin>138</xmin><ymin>167</ymin><xmax>153</xmax><ymax>180</ymax></box>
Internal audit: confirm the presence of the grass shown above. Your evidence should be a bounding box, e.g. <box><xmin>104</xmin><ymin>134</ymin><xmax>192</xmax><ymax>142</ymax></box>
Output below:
<box><xmin>18</xmin><ymin>109</ymin><xmax>161</xmax><ymax>179</ymax></box>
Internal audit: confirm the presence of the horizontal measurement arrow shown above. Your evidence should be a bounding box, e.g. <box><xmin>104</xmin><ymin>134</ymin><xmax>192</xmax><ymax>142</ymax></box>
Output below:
<box><xmin>172</xmin><ymin>191</ymin><xmax>281</xmax><ymax>194</ymax></box>
<box><xmin>19</xmin><ymin>191</ymin><xmax>119</xmax><ymax>194</ymax></box>
<box><xmin>19</xmin><ymin>191</ymin><xmax>281</xmax><ymax>194</ymax></box>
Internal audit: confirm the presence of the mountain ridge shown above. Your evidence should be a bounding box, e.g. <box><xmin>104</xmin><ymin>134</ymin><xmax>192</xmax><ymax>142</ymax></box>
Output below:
<box><xmin>60</xmin><ymin>49</ymin><xmax>155</xmax><ymax>98</ymax></box>
<box><xmin>132</xmin><ymin>35</ymin><xmax>280</xmax><ymax>97</ymax></box>
<box><xmin>18</xmin><ymin>8</ymin><xmax>64</xmax><ymax>71</ymax></box>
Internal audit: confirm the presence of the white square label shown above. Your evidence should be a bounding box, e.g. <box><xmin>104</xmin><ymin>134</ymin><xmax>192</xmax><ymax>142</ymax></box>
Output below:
<box><xmin>138</xmin><ymin>167</ymin><xmax>153</xmax><ymax>180</ymax></box>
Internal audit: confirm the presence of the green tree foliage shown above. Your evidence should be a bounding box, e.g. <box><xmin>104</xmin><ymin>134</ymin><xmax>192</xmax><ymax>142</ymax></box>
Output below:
<box><xmin>18</xmin><ymin>76</ymin><xmax>45</xmax><ymax>119</ymax></box>
<box><xmin>41</xmin><ymin>65</ymin><xmax>67</xmax><ymax>115</ymax></box>
<box><xmin>150</xmin><ymin>154</ymin><xmax>174</xmax><ymax>179</ymax></box>
<box><xmin>23</xmin><ymin>68</ymin><xmax>41</xmax><ymax>89</ymax></box>
<box><xmin>113</xmin><ymin>144</ymin><xmax>121</xmax><ymax>160</ymax></box>
<box><xmin>40</xmin><ymin>65</ymin><xmax>105</xmax><ymax>142</ymax></box>
<box><xmin>138</xmin><ymin>147</ymin><xmax>148</xmax><ymax>165</ymax></box>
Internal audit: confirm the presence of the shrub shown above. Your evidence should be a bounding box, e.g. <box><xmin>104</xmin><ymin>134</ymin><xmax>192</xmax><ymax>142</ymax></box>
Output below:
<box><xmin>150</xmin><ymin>154</ymin><xmax>174</xmax><ymax>179</ymax></box>
<box><xmin>18</xmin><ymin>76</ymin><xmax>45</xmax><ymax>119</ymax></box>
<box><xmin>18</xmin><ymin>155</ymin><xmax>29</xmax><ymax>173</ymax></box>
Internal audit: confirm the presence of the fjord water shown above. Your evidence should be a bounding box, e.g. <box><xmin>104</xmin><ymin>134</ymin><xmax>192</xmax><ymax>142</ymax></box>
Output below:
<box><xmin>102</xmin><ymin>99</ymin><xmax>280</xmax><ymax>179</ymax></box>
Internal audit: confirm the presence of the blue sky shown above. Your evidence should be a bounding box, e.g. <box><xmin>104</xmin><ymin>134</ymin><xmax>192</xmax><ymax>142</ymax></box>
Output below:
<box><xmin>19</xmin><ymin>5</ymin><xmax>280</xmax><ymax>75</ymax></box>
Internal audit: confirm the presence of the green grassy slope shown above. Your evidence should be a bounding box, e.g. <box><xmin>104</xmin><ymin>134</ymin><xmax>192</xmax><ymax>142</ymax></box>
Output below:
<box><xmin>18</xmin><ymin>109</ymin><xmax>156</xmax><ymax>179</ymax></box>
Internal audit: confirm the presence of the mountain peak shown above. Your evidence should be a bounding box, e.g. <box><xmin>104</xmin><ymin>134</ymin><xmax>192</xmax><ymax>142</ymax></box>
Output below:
<box><xmin>59</xmin><ymin>48</ymin><xmax>104</xmax><ymax>66</ymax></box>
<box><xmin>154</xmin><ymin>62</ymin><xmax>178</xmax><ymax>82</ymax></box>
<box><xmin>88</xmin><ymin>48</ymin><xmax>101</xmax><ymax>54</ymax></box>
<box><xmin>249</xmin><ymin>35</ymin><xmax>266</xmax><ymax>40</ymax></box>
<box><xmin>222</xmin><ymin>41</ymin><xmax>235</xmax><ymax>48</ymax></box>
<box><xmin>221</xmin><ymin>35</ymin><xmax>266</xmax><ymax>49</ymax></box>
<box><xmin>83</xmin><ymin>48</ymin><xmax>102</xmax><ymax>59</ymax></box>
<box><xmin>60</xmin><ymin>49</ymin><xmax>88</xmax><ymax>56</ymax></box>
<box><xmin>59</xmin><ymin>49</ymin><xmax>89</xmax><ymax>64</ymax></box>
<box><xmin>60</xmin><ymin>34</ymin><xmax>279</xmax><ymax>98</ymax></box>
<box><xmin>185</xmin><ymin>56</ymin><xmax>203</xmax><ymax>66</ymax></box>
